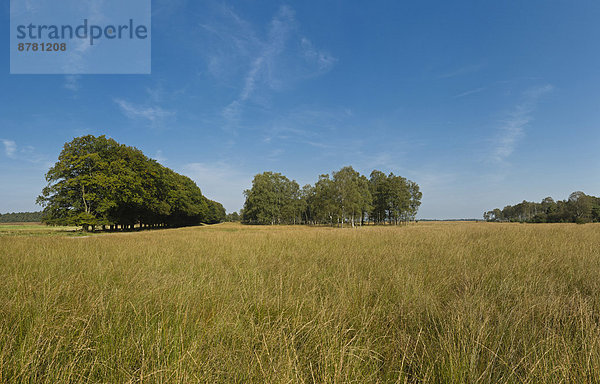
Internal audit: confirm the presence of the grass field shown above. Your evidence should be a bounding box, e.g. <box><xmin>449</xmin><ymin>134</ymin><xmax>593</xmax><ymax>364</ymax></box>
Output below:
<box><xmin>1</xmin><ymin>222</ymin><xmax>599</xmax><ymax>383</ymax></box>
<box><xmin>0</xmin><ymin>223</ymin><xmax>81</xmax><ymax>237</ymax></box>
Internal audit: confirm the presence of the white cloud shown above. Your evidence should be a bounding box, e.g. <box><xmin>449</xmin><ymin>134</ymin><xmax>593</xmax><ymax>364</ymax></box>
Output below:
<box><xmin>240</xmin><ymin>56</ymin><xmax>265</xmax><ymax>101</ymax></box>
<box><xmin>453</xmin><ymin>87</ymin><xmax>486</xmax><ymax>99</ymax></box>
<box><xmin>491</xmin><ymin>84</ymin><xmax>553</xmax><ymax>163</ymax></box>
<box><xmin>200</xmin><ymin>5</ymin><xmax>337</xmax><ymax>125</ymax></box>
<box><xmin>524</xmin><ymin>84</ymin><xmax>554</xmax><ymax>99</ymax></box>
<box><xmin>2</xmin><ymin>140</ymin><xmax>17</xmax><ymax>158</ymax></box>
<box><xmin>146</xmin><ymin>86</ymin><xmax>164</xmax><ymax>103</ymax></box>
<box><xmin>0</xmin><ymin>139</ymin><xmax>50</xmax><ymax>167</ymax></box>
<box><xmin>221</xmin><ymin>100</ymin><xmax>242</xmax><ymax>128</ymax></box>
<box><xmin>300</xmin><ymin>37</ymin><xmax>337</xmax><ymax>73</ymax></box>
<box><xmin>114</xmin><ymin>99</ymin><xmax>175</xmax><ymax>122</ymax></box>
<box><xmin>153</xmin><ymin>150</ymin><xmax>167</xmax><ymax>164</ymax></box>
<box><xmin>221</xmin><ymin>5</ymin><xmax>295</xmax><ymax>120</ymax></box>
<box><xmin>182</xmin><ymin>162</ymin><xmax>253</xmax><ymax>213</ymax></box>
<box><xmin>258</xmin><ymin>106</ymin><xmax>353</xmax><ymax>150</ymax></box>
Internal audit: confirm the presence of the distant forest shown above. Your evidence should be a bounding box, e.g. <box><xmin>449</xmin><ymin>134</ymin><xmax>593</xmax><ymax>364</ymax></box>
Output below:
<box><xmin>37</xmin><ymin>135</ymin><xmax>225</xmax><ymax>231</ymax></box>
<box><xmin>484</xmin><ymin>192</ymin><xmax>600</xmax><ymax>224</ymax></box>
<box><xmin>242</xmin><ymin>167</ymin><xmax>422</xmax><ymax>226</ymax></box>
<box><xmin>0</xmin><ymin>211</ymin><xmax>43</xmax><ymax>223</ymax></box>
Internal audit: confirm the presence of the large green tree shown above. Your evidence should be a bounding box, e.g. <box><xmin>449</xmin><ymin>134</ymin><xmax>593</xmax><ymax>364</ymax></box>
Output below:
<box><xmin>369</xmin><ymin>170</ymin><xmax>389</xmax><ymax>224</ymax></box>
<box><xmin>332</xmin><ymin>166</ymin><xmax>372</xmax><ymax>227</ymax></box>
<box><xmin>242</xmin><ymin>172</ymin><xmax>300</xmax><ymax>225</ymax></box>
<box><xmin>310</xmin><ymin>174</ymin><xmax>337</xmax><ymax>225</ymax></box>
<box><xmin>38</xmin><ymin>135</ymin><xmax>223</xmax><ymax>230</ymax></box>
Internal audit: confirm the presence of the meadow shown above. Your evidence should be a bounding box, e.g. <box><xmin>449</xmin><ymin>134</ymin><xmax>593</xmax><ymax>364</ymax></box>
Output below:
<box><xmin>0</xmin><ymin>223</ymin><xmax>80</xmax><ymax>237</ymax></box>
<box><xmin>1</xmin><ymin>222</ymin><xmax>599</xmax><ymax>383</ymax></box>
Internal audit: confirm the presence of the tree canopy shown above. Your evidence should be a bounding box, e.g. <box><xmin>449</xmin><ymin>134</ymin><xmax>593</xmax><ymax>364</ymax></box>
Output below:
<box><xmin>484</xmin><ymin>192</ymin><xmax>600</xmax><ymax>224</ymax></box>
<box><xmin>0</xmin><ymin>211</ymin><xmax>43</xmax><ymax>223</ymax></box>
<box><xmin>242</xmin><ymin>166</ymin><xmax>422</xmax><ymax>226</ymax></box>
<box><xmin>37</xmin><ymin>135</ymin><xmax>225</xmax><ymax>230</ymax></box>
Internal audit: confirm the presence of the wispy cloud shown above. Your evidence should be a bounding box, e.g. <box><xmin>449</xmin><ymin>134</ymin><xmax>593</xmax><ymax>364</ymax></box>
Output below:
<box><xmin>60</xmin><ymin>1</ymin><xmax>106</xmax><ymax>74</ymax></box>
<box><xmin>153</xmin><ymin>150</ymin><xmax>167</xmax><ymax>163</ymax></box>
<box><xmin>220</xmin><ymin>5</ymin><xmax>295</xmax><ymax>121</ymax></box>
<box><xmin>146</xmin><ymin>86</ymin><xmax>164</xmax><ymax>103</ymax></box>
<box><xmin>1</xmin><ymin>139</ymin><xmax>17</xmax><ymax>158</ymax></box>
<box><xmin>453</xmin><ymin>87</ymin><xmax>486</xmax><ymax>99</ymax></box>
<box><xmin>260</xmin><ymin>106</ymin><xmax>352</xmax><ymax>149</ymax></box>
<box><xmin>357</xmin><ymin>152</ymin><xmax>397</xmax><ymax>170</ymax></box>
<box><xmin>491</xmin><ymin>84</ymin><xmax>553</xmax><ymax>163</ymax></box>
<box><xmin>300</xmin><ymin>38</ymin><xmax>337</xmax><ymax>73</ymax></box>
<box><xmin>1</xmin><ymin>139</ymin><xmax>50</xmax><ymax>166</ymax></box>
<box><xmin>114</xmin><ymin>99</ymin><xmax>175</xmax><ymax>123</ymax></box>
<box><xmin>200</xmin><ymin>5</ymin><xmax>337</xmax><ymax>126</ymax></box>
<box><xmin>266</xmin><ymin>148</ymin><xmax>285</xmax><ymax>161</ymax></box>
<box><xmin>438</xmin><ymin>63</ymin><xmax>483</xmax><ymax>79</ymax></box>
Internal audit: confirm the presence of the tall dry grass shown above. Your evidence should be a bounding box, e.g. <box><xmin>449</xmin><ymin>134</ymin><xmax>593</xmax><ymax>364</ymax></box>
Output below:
<box><xmin>1</xmin><ymin>222</ymin><xmax>599</xmax><ymax>383</ymax></box>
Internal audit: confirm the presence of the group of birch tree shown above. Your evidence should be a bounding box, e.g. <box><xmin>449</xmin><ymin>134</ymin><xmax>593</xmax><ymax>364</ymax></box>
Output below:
<box><xmin>242</xmin><ymin>166</ymin><xmax>422</xmax><ymax>226</ymax></box>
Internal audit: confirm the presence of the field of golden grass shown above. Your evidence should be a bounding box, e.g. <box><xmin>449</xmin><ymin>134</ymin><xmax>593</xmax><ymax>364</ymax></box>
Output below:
<box><xmin>0</xmin><ymin>223</ymin><xmax>80</xmax><ymax>237</ymax></box>
<box><xmin>1</xmin><ymin>222</ymin><xmax>599</xmax><ymax>383</ymax></box>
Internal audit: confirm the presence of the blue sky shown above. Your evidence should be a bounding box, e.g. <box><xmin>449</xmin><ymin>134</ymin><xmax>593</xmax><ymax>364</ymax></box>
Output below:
<box><xmin>1</xmin><ymin>1</ymin><xmax>599</xmax><ymax>219</ymax></box>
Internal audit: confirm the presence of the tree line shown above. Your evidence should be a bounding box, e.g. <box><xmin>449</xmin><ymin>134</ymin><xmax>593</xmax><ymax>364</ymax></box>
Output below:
<box><xmin>37</xmin><ymin>135</ymin><xmax>225</xmax><ymax>231</ymax></box>
<box><xmin>241</xmin><ymin>166</ymin><xmax>422</xmax><ymax>226</ymax></box>
<box><xmin>0</xmin><ymin>211</ymin><xmax>43</xmax><ymax>223</ymax></box>
<box><xmin>484</xmin><ymin>191</ymin><xmax>600</xmax><ymax>224</ymax></box>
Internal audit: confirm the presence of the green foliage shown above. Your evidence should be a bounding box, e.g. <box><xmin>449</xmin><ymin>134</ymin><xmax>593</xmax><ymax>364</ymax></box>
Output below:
<box><xmin>225</xmin><ymin>211</ymin><xmax>241</xmax><ymax>222</ymax></box>
<box><xmin>205</xmin><ymin>199</ymin><xmax>227</xmax><ymax>224</ymax></box>
<box><xmin>370</xmin><ymin>172</ymin><xmax>422</xmax><ymax>225</ymax></box>
<box><xmin>484</xmin><ymin>191</ymin><xmax>600</xmax><ymax>223</ymax></box>
<box><xmin>243</xmin><ymin>167</ymin><xmax>422</xmax><ymax>226</ymax></box>
<box><xmin>0</xmin><ymin>211</ymin><xmax>43</xmax><ymax>223</ymax></box>
<box><xmin>330</xmin><ymin>166</ymin><xmax>371</xmax><ymax>227</ymax></box>
<box><xmin>243</xmin><ymin>172</ymin><xmax>301</xmax><ymax>225</ymax></box>
<box><xmin>37</xmin><ymin>135</ymin><xmax>224</xmax><ymax>230</ymax></box>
